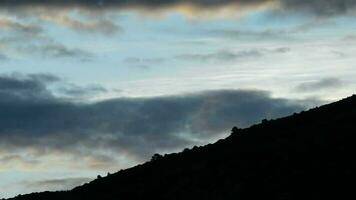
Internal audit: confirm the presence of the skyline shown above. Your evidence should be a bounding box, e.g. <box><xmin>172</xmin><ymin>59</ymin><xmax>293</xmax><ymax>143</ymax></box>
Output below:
<box><xmin>1</xmin><ymin>0</ymin><xmax>356</xmax><ymax>198</ymax></box>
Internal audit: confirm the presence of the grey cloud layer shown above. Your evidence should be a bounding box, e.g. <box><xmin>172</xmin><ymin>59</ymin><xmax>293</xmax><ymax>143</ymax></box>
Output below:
<box><xmin>0</xmin><ymin>0</ymin><xmax>270</xmax><ymax>8</ymax></box>
<box><xmin>1</xmin><ymin>0</ymin><xmax>355</xmax><ymax>16</ymax></box>
<box><xmin>0</xmin><ymin>74</ymin><xmax>315</xmax><ymax>162</ymax></box>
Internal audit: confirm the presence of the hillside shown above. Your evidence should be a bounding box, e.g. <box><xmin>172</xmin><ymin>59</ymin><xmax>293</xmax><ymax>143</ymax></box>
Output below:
<box><xmin>7</xmin><ymin>95</ymin><xmax>356</xmax><ymax>200</ymax></box>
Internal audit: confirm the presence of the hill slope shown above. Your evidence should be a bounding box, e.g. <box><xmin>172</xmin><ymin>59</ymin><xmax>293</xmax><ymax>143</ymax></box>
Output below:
<box><xmin>7</xmin><ymin>95</ymin><xmax>356</xmax><ymax>200</ymax></box>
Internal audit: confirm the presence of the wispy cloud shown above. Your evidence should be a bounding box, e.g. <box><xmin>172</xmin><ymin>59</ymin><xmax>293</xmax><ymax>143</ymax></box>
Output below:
<box><xmin>295</xmin><ymin>78</ymin><xmax>344</xmax><ymax>92</ymax></box>
<box><xmin>176</xmin><ymin>48</ymin><xmax>290</xmax><ymax>63</ymax></box>
<box><xmin>0</xmin><ymin>17</ymin><xmax>94</xmax><ymax>61</ymax></box>
<box><xmin>123</xmin><ymin>57</ymin><xmax>166</xmax><ymax>69</ymax></box>
<box><xmin>20</xmin><ymin>43</ymin><xmax>94</xmax><ymax>61</ymax></box>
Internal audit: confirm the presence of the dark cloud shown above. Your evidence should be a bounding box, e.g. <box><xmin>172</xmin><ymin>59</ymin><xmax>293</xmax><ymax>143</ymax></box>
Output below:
<box><xmin>1</xmin><ymin>0</ymin><xmax>354</xmax><ymax>16</ymax></box>
<box><xmin>0</xmin><ymin>73</ymin><xmax>55</xmax><ymax>100</ymax></box>
<box><xmin>0</xmin><ymin>0</ymin><xmax>270</xmax><ymax>9</ymax></box>
<box><xmin>281</xmin><ymin>0</ymin><xmax>356</xmax><ymax>16</ymax></box>
<box><xmin>295</xmin><ymin>77</ymin><xmax>344</xmax><ymax>92</ymax></box>
<box><xmin>0</xmin><ymin>73</ymin><xmax>318</xmax><ymax>163</ymax></box>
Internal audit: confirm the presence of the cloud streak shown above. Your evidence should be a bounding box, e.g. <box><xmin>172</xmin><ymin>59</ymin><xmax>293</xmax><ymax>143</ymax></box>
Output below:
<box><xmin>176</xmin><ymin>48</ymin><xmax>290</xmax><ymax>63</ymax></box>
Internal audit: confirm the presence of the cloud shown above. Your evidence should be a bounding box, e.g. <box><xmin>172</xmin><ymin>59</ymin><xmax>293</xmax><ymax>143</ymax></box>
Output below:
<box><xmin>123</xmin><ymin>57</ymin><xmax>166</xmax><ymax>69</ymax></box>
<box><xmin>0</xmin><ymin>73</ymin><xmax>55</xmax><ymax>100</ymax></box>
<box><xmin>57</xmin><ymin>84</ymin><xmax>108</xmax><ymax>98</ymax></box>
<box><xmin>0</xmin><ymin>18</ymin><xmax>43</xmax><ymax>35</ymax></box>
<box><xmin>38</xmin><ymin>12</ymin><xmax>122</xmax><ymax>35</ymax></box>
<box><xmin>24</xmin><ymin>177</ymin><xmax>92</xmax><ymax>192</ymax></box>
<box><xmin>0</xmin><ymin>154</ymin><xmax>40</xmax><ymax>169</ymax></box>
<box><xmin>123</xmin><ymin>57</ymin><xmax>166</xmax><ymax>64</ymax></box>
<box><xmin>176</xmin><ymin>50</ymin><xmax>262</xmax><ymax>62</ymax></box>
<box><xmin>295</xmin><ymin>77</ymin><xmax>344</xmax><ymax>92</ymax></box>
<box><xmin>0</xmin><ymin>17</ymin><xmax>93</xmax><ymax>61</ymax></box>
<box><xmin>17</xmin><ymin>43</ymin><xmax>94</xmax><ymax>61</ymax></box>
<box><xmin>176</xmin><ymin>48</ymin><xmax>289</xmax><ymax>63</ymax></box>
<box><xmin>280</xmin><ymin>0</ymin><xmax>356</xmax><ymax>16</ymax></box>
<box><xmin>207</xmin><ymin>29</ymin><xmax>293</xmax><ymax>41</ymax></box>
<box><xmin>0</xmin><ymin>53</ymin><xmax>8</xmax><ymax>61</ymax></box>
<box><xmin>207</xmin><ymin>19</ymin><xmax>338</xmax><ymax>41</ymax></box>
<box><xmin>0</xmin><ymin>0</ymin><xmax>272</xmax><ymax>9</ymax></box>
<box><xmin>0</xmin><ymin>73</ymin><xmax>317</xmax><ymax>166</ymax></box>
<box><xmin>35</xmin><ymin>44</ymin><xmax>93</xmax><ymax>59</ymax></box>
<box><xmin>1</xmin><ymin>0</ymin><xmax>354</xmax><ymax>17</ymax></box>
<box><xmin>342</xmin><ymin>34</ymin><xmax>356</xmax><ymax>41</ymax></box>
<box><xmin>1</xmin><ymin>8</ymin><xmax>122</xmax><ymax>37</ymax></box>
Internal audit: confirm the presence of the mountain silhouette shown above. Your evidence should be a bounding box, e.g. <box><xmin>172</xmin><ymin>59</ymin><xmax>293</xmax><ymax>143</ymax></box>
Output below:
<box><xmin>6</xmin><ymin>95</ymin><xmax>356</xmax><ymax>200</ymax></box>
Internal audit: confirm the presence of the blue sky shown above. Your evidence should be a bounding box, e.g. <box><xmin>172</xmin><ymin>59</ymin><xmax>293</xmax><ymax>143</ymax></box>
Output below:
<box><xmin>1</xmin><ymin>0</ymin><xmax>356</xmax><ymax>198</ymax></box>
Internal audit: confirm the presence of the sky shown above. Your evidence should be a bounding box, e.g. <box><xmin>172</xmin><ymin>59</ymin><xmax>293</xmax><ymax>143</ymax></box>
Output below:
<box><xmin>0</xmin><ymin>0</ymin><xmax>356</xmax><ymax>198</ymax></box>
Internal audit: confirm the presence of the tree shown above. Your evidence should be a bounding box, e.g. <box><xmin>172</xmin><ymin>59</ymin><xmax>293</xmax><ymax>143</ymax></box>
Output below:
<box><xmin>231</xmin><ymin>126</ymin><xmax>240</xmax><ymax>135</ymax></box>
<box><xmin>151</xmin><ymin>153</ymin><xmax>163</xmax><ymax>161</ymax></box>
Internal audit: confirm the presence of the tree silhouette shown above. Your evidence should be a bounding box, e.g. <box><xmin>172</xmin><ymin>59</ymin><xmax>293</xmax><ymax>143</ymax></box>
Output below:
<box><xmin>231</xmin><ymin>126</ymin><xmax>240</xmax><ymax>135</ymax></box>
<box><xmin>151</xmin><ymin>153</ymin><xmax>163</xmax><ymax>161</ymax></box>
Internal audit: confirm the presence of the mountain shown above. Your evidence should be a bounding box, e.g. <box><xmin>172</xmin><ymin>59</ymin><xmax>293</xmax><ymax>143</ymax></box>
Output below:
<box><xmin>7</xmin><ymin>95</ymin><xmax>356</xmax><ymax>200</ymax></box>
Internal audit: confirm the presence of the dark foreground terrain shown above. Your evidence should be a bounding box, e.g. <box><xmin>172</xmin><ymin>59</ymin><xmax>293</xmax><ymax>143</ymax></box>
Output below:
<box><xmin>7</xmin><ymin>95</ymin><xmax>356</xmax><ymax>200</ymax></box>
